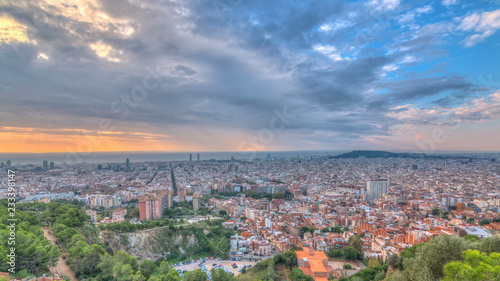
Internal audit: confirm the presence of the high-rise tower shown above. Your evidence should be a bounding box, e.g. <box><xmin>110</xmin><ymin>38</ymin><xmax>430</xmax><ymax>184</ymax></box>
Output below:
<box><xmin>170</xmin><ymin>163</ymin><xmax>177</xmax><ymax>196</ymax></box>
<box><xmin>366</xmin><ymin>179</ymin><xmax>389</xmax><ymax>202</ymax></box>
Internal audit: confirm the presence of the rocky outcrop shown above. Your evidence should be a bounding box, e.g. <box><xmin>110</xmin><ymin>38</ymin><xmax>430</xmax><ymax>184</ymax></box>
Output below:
<box><xmin>102</xmin><ymin>227</ymin><xmax>200</xmax><ymax>262</ymax></box>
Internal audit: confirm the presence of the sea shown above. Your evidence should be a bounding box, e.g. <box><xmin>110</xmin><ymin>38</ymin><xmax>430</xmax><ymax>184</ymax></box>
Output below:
<box><xmin>0</xmin><ymin>150</ymin><xmax>348</xmax><ymax>165</ymax></box>
<box><xmin>1</xmin><ymin>150</ymin><xmax>498</xmax><ymax>165</ymax></box>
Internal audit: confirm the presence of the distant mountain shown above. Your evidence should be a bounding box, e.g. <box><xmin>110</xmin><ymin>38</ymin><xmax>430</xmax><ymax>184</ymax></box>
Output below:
<box><xmin>331</xmin><ymin>150</ymin><xmax>471</xmax><ymax>159</ymax></box>
<box><xmin>332</xmin><ymin>150</ymin><xmax>410</xmax><ymax>158</ymax></box>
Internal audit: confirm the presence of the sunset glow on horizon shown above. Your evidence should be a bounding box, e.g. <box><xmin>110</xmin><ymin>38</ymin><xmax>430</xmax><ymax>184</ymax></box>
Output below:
<box><xmin>1</xmin><ymin>0</ymin><xmax>499</xmax><ymax>153</ymax></box>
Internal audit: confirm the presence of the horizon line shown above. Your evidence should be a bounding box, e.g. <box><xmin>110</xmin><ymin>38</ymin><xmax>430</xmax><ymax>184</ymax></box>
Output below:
<box><xmin>1</xmin><ymin>149</ymin><xmax>500</xmax><ymax>154</ymax></box>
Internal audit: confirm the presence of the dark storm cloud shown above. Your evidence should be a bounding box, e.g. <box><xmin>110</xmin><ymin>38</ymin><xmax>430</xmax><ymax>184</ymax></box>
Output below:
<box><xmin>381</xmin><ymin>76</ymin><xmax>474</xmax><ymax>102</ymax></box>
<box><xmin>296</xmin><ymin>56</ymin><xmax>390</xmax><ymax>109</ymax></box>
<box><xmin>0</xmin><ymin>0</ymin><xmax>494</xmax><ymax>149</ymax></box>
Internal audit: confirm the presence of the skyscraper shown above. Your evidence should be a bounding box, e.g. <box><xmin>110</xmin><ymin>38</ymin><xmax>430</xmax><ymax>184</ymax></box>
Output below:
<box><xmin>197</xmin><ymin>154</ymin><xmax>200</xmax><ymax>161</ymax></box>
<box><xmin>170</xmin><ymin>163</ymin><xmax>177</xmax><ymax>196</ymax></box>
<box><xmin>7</xmin><ymin>160</ymin><xmax>11</xmax><ymax>168</ymax></box>
<box><xmin>366</xmin><ymin>179</ymin><xmax>389</xmax><ymax>201</ymax></box>
<box><xmin>43</xmin><ymin>160</ymin><xmax>48</xmax><ymax>170</ymax></box>
<box><xmin>138</xmin><ymin>191</ymin><xmax>172</xmax><ymax>220</ymax></box>
<box><xmin>192</xmin><ymin>192</ymin><xmax>201</xmax><ymax>211</ymax></box>
<box><xmin>50</xmin><ymin>162</ymin><xmax>55</xmax><ymax>169</ymax></box>
<box><xmin>189</xmin><ymin>154</ymin><xmax>192</xmax><ymax>161</ymax></box>
<box><xmin>126</xmin><ymin>158</ymin><xmax>130</xmax><ymax>171</ymax></box>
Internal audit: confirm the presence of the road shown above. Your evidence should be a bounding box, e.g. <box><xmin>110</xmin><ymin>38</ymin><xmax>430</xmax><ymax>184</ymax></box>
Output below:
<box><xmin>42</xmin><ymin>227</ymin><xmax>79</xmax><ymax>281</ymax></box>
<box><xmin>135</xmin><ymin>223</ymin><xmax>190</xmax><ymax>233</ymax></box>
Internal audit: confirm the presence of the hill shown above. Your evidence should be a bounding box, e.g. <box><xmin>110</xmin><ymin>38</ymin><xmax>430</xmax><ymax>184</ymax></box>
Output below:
<box><xmin>331</xmin><ymin>150</ymin><xmax>472</xmax><ymax>160</ymax></box>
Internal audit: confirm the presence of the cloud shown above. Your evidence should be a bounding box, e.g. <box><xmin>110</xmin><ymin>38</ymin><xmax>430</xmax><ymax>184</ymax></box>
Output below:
<box><xmin>458</xmin><ymin>9</ymin><xmax>500</xmax><ymax>46</ymax></box>
<box><xmin>378</xmin><ymin>76</ymin><xmax>475</xmax><ymax>102</ymax></box>
<box><xmin>0</xmin><ymin>0</ymin><xmax>497</xmax><ymax>152</ymax></box>
<box><xmin>386</xmin><ymin>91</ymin><xmax>500</xmax><ymax>126</ymax></box>
<box><xmin>442</xmin><ymin>0</ymin><xmax>458</xmax><ymax>7</ymax></box>
<box><xmin>367</xmin><ymin>0</ymin><xmax>400</xmax><ymax>11</ymax></box>
<box><xmin>0</xmin><ymin>16</ymin><xmax>31</xmax><ymax>44</ymax></box>
<box><xmin>461</xmin><ymin>29</ymin><xmax>495</xmax><ymax>47</ymax></box>
<box><xmin>398</xmin><ymin>5</ymin><xmax>433</xmax><ymax>25</ymax></box>
<box><xmin>458</xmin><ymin>10</ymin><xmax>500</xmax><ymax>32</ymax></box>
<box><xmin>89</xmin><ymin>41</ymin><xmax>122</xmax><ymax>62</ymax></box>
<box><xmin>312</xmin><ymin>44</ymin><xmax>350</xmax><ymax>61</ymax></box>
<box><xmin>418</xmin><ymin>22</ymin><xmax>455</xmax><ymax>35</ymax></box>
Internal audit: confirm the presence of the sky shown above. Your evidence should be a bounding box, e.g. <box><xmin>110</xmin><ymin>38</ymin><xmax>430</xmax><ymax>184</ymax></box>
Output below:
<box><xmin>0</xmin><ymin>0</ymin><xmax>499</xmax><ymax>154</ymax></box>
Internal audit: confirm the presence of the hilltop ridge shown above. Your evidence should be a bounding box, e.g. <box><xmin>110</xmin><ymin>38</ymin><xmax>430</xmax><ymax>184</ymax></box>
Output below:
<box><xmin>331</xmin><ymin>150</ymin><xmax>472</xmax><ymax>159</ymax></box>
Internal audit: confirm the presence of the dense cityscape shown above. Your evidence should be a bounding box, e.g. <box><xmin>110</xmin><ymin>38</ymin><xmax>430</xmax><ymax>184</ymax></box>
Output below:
<box><xmin>1</xmin><ymin>0</ymin><xmax>500</xmax><ymax>280</ymax></box>
<box><xmin>1</xmin><ymin>151</ymin><xmax>499</xmax><ymax>280</ymax></box>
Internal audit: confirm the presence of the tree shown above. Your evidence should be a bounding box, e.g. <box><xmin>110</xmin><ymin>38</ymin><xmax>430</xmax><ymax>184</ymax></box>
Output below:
<box><xmin>463</xmin><ymin>235</ymin><xmax>480</xmax><ymax>242</ymax></box>
<box><xmin>368</xmin><ymin>257</ymin><xmax>381</xmax><ymax>268</ymax></box>
<box><xmin>373</xmin><ymin>270</ymin><xmax>387</xmax><ymax>281</ymax></box>
<box><xmin>113</xmin><ymin>263</ymin><xmax>135</xmax><ymax>281</ymax></box>
<box><xmin>129</xmin><ymin>207</ymin><xmax>140</xmax><ymax>218</ymax></box>
<box><xmin>348</xmin><ymin>234</ymin><xmax>363</xmax><ymax>252</ymax></box>
<box><xmin>139</xmin><ymin>260</ymin><xmax>157</xmax><ymax>279</ymax></box>
<box><xmin>332</xmin><ymin>226</ymin><xmax>343</xmax><ymax>233</ymax></box>
<box><xmin>273</xmin><ymin>250</ymin><xmax>298</xmax><ymax>269</ymax></box>
<box><xmin>264</xmin><ymin>259</ymin><xmax>276</xmax><ymax>281</ymax></box>
<box><xmin>327</xmin><ymin>248</ymin><xmax>342</xmax><ymax>258</ymax></box>
<box><xmin>159</xmin><ymin>268</ymin><xmax>181</xmax><ymax>281</ymax></box>
<box><xmin>131</xmin><ymin>271</ymin><xmax>146</xmax><ymax>281</ymax></box>
<box><xmin>443</xmin><ymin>249</ymin><xmax>500</xmax><ymax>281</ymax></box>
<box><xmin>343</xmin><ymin>264</ymin><xmax>352</xmax><ymax>269</ymax></box>
<box><xmin>478</xmin><ymin>235</ymin><xmax>500</xmax><ymax>254</ymax></box>
<box><xmin>67</xmin><ymin>241</ymin><xmax>88</xmax><ymax>275</ymax></box>
<box><xmin>300</xmin><ymin>226</ymin><xmax>316</xmax><ymax>237</ymax></box>
<box><xmin>479</xmin><ymin>219</ymin><xmax>492</xmax><ymax>226</ymax></box>
<box><xmin>54</xmin><ymin>226</ymin><xmax>78</xmax><ymax>246</ymax></box>
<box><xmin>386</xmin><ymin>254</ymin><xmax>402</xmax><ymax>270</ymax></box>
<box><xmin>183</xmin><ymin>269</ymin><xmax>207</xmax><ymax>281</ymax></box>
<box><xmin>211</xmin><ymin>268</ymin><xmax>235</xmax><ymax>281</ymax></box>
<box><xmin>403</xmin><ymin>235</ymin><xmax>469</xmax><ymax>281</ymax></box>
<box><xmin>432</xmin><ymin>209</ymin><xmax>440</xmax><ymax>216</ymax></box>
<box><xmin>400</xmin><ymin>243</ymin><xmax>424</xmax><ymax>261</ymax></box>
<box><xmin>97</xmin><ymin>251</ymin><xmax>138</xmax><ymax>280</ymax></box>
<box><xmin>349</xmin><ymin>265</ymin><xmax>388</xmax><ymax>281</ymax></box>
<box><xmin>343</xmin><ymin>247</ymin><xmax>361</xmax><ymax>261</ymax></box>
<box><xmin>79</xmin><ymin>244</ymin><xmax>105</xmax><ymax>276</ymax></box>
<box><xmin>13</xmin><ymin>230</ymin><xmax>60</xmax><ymax>274</ymax></box>
<box><xmin>272</xmin><ymin>192</ymin><xmax>285</xmax><ymax>199</ymax></box>
<box><xmin>441</xmin><ymin>211</ymin><xmax>450</xmax><ymax>220</ymax></box>
<box><xmin>290</xmin><ymin>267</ymin><xmax>314</xmax><ymax>281</ymax></box>
<box><xmin>386</xmin><ymin>271</ymin><xmax>406</xmax><ymax>281</ymax></box>
<box><xmin>97</xmin><ymin>253</ymin><xmax>116</xmax><ymax>280</ymax></box>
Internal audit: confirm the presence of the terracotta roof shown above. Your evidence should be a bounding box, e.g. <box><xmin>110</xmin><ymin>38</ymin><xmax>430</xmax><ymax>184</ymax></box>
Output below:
<box><xmin>295</xmin><ymin>247</ymin><xmax>330</xmax><ymax>281</ymax></box>
<box><xmin>484</xmin><ymin>222</ymin><xmax>500</xmax><ymax>230</ymax></box>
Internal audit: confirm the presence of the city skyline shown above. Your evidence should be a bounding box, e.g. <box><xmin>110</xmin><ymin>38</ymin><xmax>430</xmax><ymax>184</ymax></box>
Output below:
<box><xmin>1</xmin><ymin>0</ymin><xmax>500</xmax><ymax>153</ymax></box>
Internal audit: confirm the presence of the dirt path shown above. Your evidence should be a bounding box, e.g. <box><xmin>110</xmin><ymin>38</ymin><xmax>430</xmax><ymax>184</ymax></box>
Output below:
<box><xmin>42</xmin><ymin>227</ymin><xmax>79</xmax><ymax>281</ymax></box>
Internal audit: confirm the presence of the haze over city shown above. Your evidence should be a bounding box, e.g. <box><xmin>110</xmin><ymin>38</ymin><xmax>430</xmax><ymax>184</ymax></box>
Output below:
<box><xmin>1</xmin><ymin>0</ymin><xmax>499</xmax><ymax>153</ymax></box>
<box><xmin>1</xmin><ymin>2</ymin><xmax>500</xmax><ymax>281</ymax></box>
